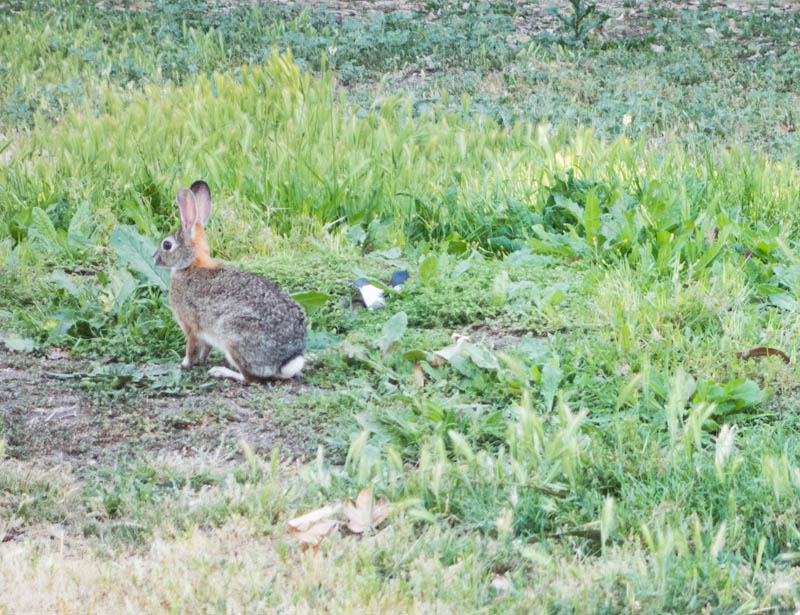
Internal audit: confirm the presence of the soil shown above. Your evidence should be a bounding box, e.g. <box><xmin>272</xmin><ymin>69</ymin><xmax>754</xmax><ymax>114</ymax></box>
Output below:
<box><xmin>0</xmin><ymin>348</ymin><xmax>324</xmax><ymax>466</ymax></box>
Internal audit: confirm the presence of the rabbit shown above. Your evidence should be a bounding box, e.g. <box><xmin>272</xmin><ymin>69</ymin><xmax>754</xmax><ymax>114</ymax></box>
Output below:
<box><xmin>152</xmin><ymin>180</ymin><xmax>306</xmax><ymax>383</ymax></box>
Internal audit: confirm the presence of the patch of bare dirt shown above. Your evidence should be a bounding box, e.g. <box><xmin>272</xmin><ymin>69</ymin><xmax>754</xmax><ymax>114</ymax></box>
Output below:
<box><xmin>0</xmin><ymin>349</ymin><xmax>324</xmax><ymax>466</ymax></box>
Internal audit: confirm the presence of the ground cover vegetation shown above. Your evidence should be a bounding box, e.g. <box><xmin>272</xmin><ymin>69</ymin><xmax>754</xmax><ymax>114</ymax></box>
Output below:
<box><xmin>1</xmin><ymin>0</ymin><xmax>800</xmax><ymax>612</ymax></box>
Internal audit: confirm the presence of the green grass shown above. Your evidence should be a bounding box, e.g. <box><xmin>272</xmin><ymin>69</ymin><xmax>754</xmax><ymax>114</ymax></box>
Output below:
<box><xmin>2</xmin><ymin>1</ymin><xmax>800</xmax><ymax>613</ymax></box>
<box><xmin>2</xmin><ymin>1</ymin><xmax>798</xmax><ymax>158</ymax></box>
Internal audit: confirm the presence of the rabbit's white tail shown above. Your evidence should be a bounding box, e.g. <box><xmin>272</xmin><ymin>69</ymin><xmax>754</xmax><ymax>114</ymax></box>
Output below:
<box><xmin>279</xmin><ymin>355</ymin><xmax>305</xmax><ymax>379</ymax></box>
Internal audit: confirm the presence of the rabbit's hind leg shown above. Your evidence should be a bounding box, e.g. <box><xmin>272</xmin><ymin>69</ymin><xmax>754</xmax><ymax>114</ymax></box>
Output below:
<box><xmin>208</xmin><ymin>344</ymin><xmax>252</xmax><ymax>383</ymax></box>
<box><xmin>208</xmin><ymin>366</ymin><xmax>246</xmax><ymax>382</ymax></box>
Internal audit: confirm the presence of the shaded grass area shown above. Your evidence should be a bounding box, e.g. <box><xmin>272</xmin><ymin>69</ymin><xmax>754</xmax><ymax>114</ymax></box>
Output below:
<box><xmin>2</xmin><ymin>2</ymin><xmax>800</xmax><ymax>613</ymax></box>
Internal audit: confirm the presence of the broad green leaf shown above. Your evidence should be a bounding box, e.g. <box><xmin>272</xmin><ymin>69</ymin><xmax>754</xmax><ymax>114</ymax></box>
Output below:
<box><xmin>541</xmin><ymin>361</ymin><xmax>563</xmax><ymax>412</ymax></box>
<box><xmin>452</xmin><ymin>258</ymin><xmax>472</xmax><ymax>279</ymax></box>
<box><xmin>52</xmin><ymin>269</ymin><xmax>81</xmax><ymax>299</ymax></box>
<box><xmin>346</xmin><ymin>225</ymin><xmax>367</xmax><ymax>245</ymax></box>
<box><xmin>515</xmin><ymin>335</ymin><xmax>550</xmax><ymax>361</ymax></box>
<box><xmin>67</xmin><ymin>200</ymin><xmax>95</xmax><ymax>249</ymax></box>
<box><xmin>108</xmin><ymin>269</ymin><xmax>138</xmax><ymax>315</ymax></box>
<box><xmin>378</xmin><ymin>311</ymin><xmax>408</xmax><ymax>354</ymax></box>
<box><xmin>448</xmin><ymin>354</ymin><xmax>476</xmax><ymax>377</ymax></box>
<box><xmin>463</xmin><ymin>343</ymin><xmax>499</xmax><ymax>370</ymax></box>
<box><xmin>110</xmin><ymin>226</ymin><xmax>169</xmax><ymax>290</ymax></box>
<box><xmin>553</xmin><ymin>193</ymin><xmax>584</xmax><ymax>221</ymax></box>
<box><xmin>419</xmin><ymin>254</ymin><xmax>439</xmax><ymax>286</ymax></box>
<box><xmin>0</xmin><ymin>331</ymin><xmax>35</xmax><ymax>353</ymax></box>
<box><xmin>371</xmin><ymin>247</ymin><xmax>402</xmax><ymax>260</ymax></box>
<box><xmin>528</xmin><ymin>225</ymin><xmax>586</xmax><ymax>258</ymax></box>
<box><xmin>506</xmin><ymin>247</ymin><xmax>556</xmax><ymax>268</ymax></box>
<box><xmin>48</xmin><ymin>309</ymin><xmax>77</xmax><ymax>339</ymax></box>
<box><xmin>724</xmin><ymin>379</ymin><xmax>764</xmax><ymax>408</ymax></box>
<box><xmin>28</xmin><ymin>206</ymin><xmax>59</xmax><ymax>252</ymax></box>
<box><xmin>772</xmin><ymin>264</ymin><xmax>800</xmax><ymax>294</ymax></box>
<box><xmin>292</xmin><ymin>291</ymin><xmax>334</xmax><ymax>315</ymax></box>
<box><xmin>776</xmin><ymin>236</ymin><xmax>800</xmax><ymax>267</ymax></box>
<box><xmin>402</xmin><ymin>349</ymin><xmax>428</xmax><ymax>362</ymax></box>
<box><xmin>769</xmin><ymin>293</ymin><xmax>798</xmax><ymax>311</ymax></box>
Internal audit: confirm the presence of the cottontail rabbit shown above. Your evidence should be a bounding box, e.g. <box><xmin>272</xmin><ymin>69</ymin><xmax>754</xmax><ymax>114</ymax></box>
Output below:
<box><xmin>153</xmin><ymin>180</ymin><xmax>306</xmax><ymax>382</ymax></box>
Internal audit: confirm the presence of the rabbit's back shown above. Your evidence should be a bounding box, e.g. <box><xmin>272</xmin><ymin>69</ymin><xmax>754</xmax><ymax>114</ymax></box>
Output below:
<box><xmin>170</xmin><ymin>266</ymin><xmax>306</xmax><ymax>377</ymax></box>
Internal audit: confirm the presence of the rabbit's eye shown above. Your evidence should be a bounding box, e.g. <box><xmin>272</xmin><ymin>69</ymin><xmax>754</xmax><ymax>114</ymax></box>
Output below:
<box><xmin>162</xmin><ymin>239</ymin><xmax>173</xmax><ymax>251</ymax></box>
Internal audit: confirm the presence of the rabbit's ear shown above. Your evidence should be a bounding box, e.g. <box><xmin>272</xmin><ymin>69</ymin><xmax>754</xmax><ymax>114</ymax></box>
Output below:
<box><xmin>176</xmin><ymin>188</ymin><xmax>198</xmax><ymax>231</ymax></box>
<box><xmin>190</xmin><ymin>180</ymin><xmax>212</xmax><ymax>226</ymax></box>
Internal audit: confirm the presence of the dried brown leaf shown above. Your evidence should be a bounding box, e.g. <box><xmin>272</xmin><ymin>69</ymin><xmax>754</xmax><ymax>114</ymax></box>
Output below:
<box><xmin>290</xmin><ymin>519</ymin><xmax>337</xmax><ymax>550</ymax></box>
<box><xmin>288</xmin><ymin>505</ymin><xmax>339</xmax><ymax>550</ymax></box>
<box><xmin>735</xmin><ymin>346</ymin><xmax>790</xmax><ymax>363</ymax></box>
<box><xmin>343</xmin><ymin>488</ymin><xmax>391</xmax><ymax>534</ymax></box>
<box><xmin>287</xmin><ymin>504</ymin><xmax>337</xmax><ymax>532</ymax></box>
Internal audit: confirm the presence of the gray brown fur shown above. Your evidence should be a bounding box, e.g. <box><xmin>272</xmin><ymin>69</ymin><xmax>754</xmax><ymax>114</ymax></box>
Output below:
<box><xmin>153</xmin><ymin>180</ymin><xmax>306</xmax><ymax>382</ymax></box>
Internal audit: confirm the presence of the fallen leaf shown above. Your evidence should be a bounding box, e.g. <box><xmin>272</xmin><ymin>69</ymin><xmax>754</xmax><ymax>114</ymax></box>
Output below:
<box><xmin>288</xmin><ymin>505</ymin><xmax>338</xmax><ymax>532</ymax></box>
<box><xmin>413</xmin><ymin>363</ymin><xmax>425</xmax><ymax>387</ymax></box>
<box><xmin>288</xmin><ymin>505</ymin><xmax>339</xmax><ymax>550</ymax></box>
<box><xmin>290</xmin><ymin>519</ymin><xmax>337</xmax><ymax>551</ymax></box>
<box><xmin>735</xmin><ymin>347</ymin><xmax>790</xmax><ymax>364</ymax></box>
<box><xmin>377</xmin><ymin>311</ymin><xmax>408</xmax><ymax>356</ymax></box>
<box><xmin>343</xmin><ymin>488</ymin><xmax>391</xmax><ymax>534</ymax></box>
